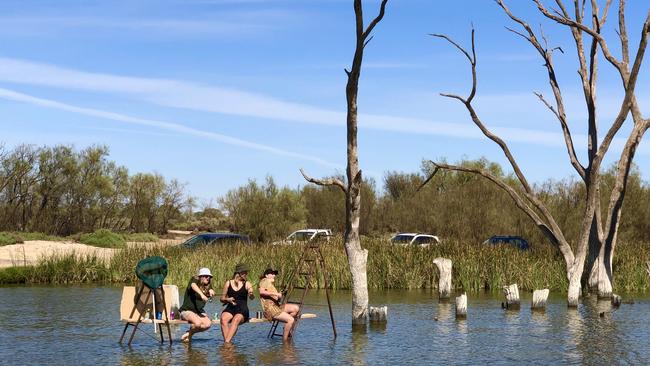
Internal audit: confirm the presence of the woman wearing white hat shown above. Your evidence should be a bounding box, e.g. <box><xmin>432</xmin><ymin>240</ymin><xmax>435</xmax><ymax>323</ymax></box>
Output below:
<box><xmin>179</xmin><ymin>267</ymin><xmax>215</xmax><ymax>343</ymax></box>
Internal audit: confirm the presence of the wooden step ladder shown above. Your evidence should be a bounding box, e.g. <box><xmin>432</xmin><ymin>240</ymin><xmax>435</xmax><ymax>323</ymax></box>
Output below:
<box><xmin>268</xmin><ymin>242</ymin><xmax>337</xmax><ymax>339</ymax></box>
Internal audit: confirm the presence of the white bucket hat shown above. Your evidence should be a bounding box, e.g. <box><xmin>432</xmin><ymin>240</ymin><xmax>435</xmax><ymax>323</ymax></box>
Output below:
<box><xmin>197</xmin><ymin>267</ymin><xmax>213</xmax><ymax>277</ymax></box>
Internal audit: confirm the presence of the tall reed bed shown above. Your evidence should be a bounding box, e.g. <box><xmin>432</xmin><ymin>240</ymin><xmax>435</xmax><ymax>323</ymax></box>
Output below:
<box><xmin>2</xmin><ymin>239</ymin><xmax>648</xmax><ymax>293</ymax></box>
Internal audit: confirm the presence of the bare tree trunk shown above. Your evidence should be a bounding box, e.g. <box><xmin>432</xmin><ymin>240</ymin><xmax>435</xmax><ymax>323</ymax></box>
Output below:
<box><xmin>300</xmin><ymin>0</ymin><xmax>388</xmax><ymax>325</ymax></box>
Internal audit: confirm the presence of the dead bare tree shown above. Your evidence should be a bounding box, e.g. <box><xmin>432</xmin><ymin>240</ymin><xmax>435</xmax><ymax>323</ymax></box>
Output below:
<box><xmin>300</xmin><ymin>0</ymin><xmax>388</xmax><ymax>324</ymax></box>
<box><xmin>427</xmin><ymin>0</ymin><xmax>649</xmax><ymax>306</ymax></box>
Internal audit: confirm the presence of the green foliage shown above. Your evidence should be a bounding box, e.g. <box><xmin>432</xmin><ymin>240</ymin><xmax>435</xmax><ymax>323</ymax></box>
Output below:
<box><xmin>3</xmin><ymin>238</ymin><xmax>647</xmax><ymax>292</ymax></box>
<box><xmin>79</xmin><ymin>229</ymin><xmax>126</xmax><ymax>248</ymax></box>
<box><xmin>302</xmin><ymin>177</ymin><xmax>377</xmax><ymax>235</ymax></box>
<box><xmin>124</xmin><ymin>232</ymin><xmax>159</xmax><ymax>242</ymax></box>
<box><xmin>220</xmin><ymin>176</ymin><xmax>306</xmax><ymax>242</ymax></box>
<box><xmin>0</xmin><ymin>232</ymin><xmax>23</xmax><ymax>246</ymax></box>
<box><xmin>0</xmin><ymin>144</ymin><xmax>188</xmax><ymax>236</ymax></box>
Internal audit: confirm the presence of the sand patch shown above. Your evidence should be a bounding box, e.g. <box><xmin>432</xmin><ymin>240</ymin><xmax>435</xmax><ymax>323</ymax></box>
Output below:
<box><xmin>0</xmin><ymin>240</ymin><xmax>117</xmax><ymax>268</ymax></box>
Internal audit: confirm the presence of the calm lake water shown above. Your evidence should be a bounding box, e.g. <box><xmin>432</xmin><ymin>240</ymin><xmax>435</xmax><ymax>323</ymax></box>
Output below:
<box><xmin>0</xmin><ymin>286</ymin><xmax>649</xmax><ymax>365</ymax></box>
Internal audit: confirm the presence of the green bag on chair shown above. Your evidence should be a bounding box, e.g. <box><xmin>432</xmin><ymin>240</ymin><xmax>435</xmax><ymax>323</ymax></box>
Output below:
<box><xmin>135</xmin><ymin>256</ymin><xmax>168</xmax><ymax>289</ymax></box>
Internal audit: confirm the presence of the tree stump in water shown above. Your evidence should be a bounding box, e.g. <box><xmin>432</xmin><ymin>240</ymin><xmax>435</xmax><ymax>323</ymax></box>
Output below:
<box><xmin>455</xmin><ymin>293</ymin><xmax>467</xmax><ymax>319</ymax></box>
<box><xmin>369</xmin><ymin>306</ymin><xmax>388</xmax><ymax>322</ymax></box>
<box><xmin>432</xmin><ymin>258</ymin><xmax>453</xmax><ymax>301</ymax></box>
<box><xmin>611</xmin><ymin>294</ymin><xmax>622</xmax><ymax>308</ymax></box>
<box><xmin>531</xmin><ymin>289</ymin><xmax>549</xmax><ymax>311</ymax></box>
<box><xmin>502</xmin><ymin>284</ymin><xmax>520</xmax><ymax>310</ymax></box>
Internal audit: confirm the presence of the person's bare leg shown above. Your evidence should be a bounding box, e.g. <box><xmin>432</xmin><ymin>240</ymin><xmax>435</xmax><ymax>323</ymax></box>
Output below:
<box><xmin>224</xmin><ymin>314</ymin><xmax>243</xmax><ymax>343</ymax></box>
<box><xmin>283</xmin><ymin>304</ymin><xmax>300</xmax><ymax>318</ymax></box>
<box><xmin>274</xmin><ymin>312</ymin><xmax>295</xmax><ymax>341</ymax></box>
<box><xmin>182</xmin><ymin>312</ymin><xmax>211</xmax><ymax>342</ymax></box>
<box><xmin>220</xmin><ymin>312</ymin><xmax>233</xmax><ymax>342</ymax></box>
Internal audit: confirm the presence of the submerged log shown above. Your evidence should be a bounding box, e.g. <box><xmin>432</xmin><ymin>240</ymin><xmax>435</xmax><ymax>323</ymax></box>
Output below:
<box><xmin>455</xmin><ymin>293</ymin><xmax>467</xmax><ymax>319</ymax></box>
<box><xmin>531</xmin><ymin>289</ymin><xmax>549</xmax><ymax>310</ymax></box>
<box><xmin>611</xmin><ymin>294</ymin><xmax>622</xmax><ymax>308</ymax></box>
<box><xmin>432</xmin><ymin>258</ymin><xmax>453</xmax><ymax>300</ymax></box>
<box><xmin>369</xmin><ymin>306</ymin><xmax>388</xmax><ymax>323</ymax></box>
<box><xmin>502</xmin><ymin>284</ymin><xmax>520</xmax><ymax>310</ymax></box>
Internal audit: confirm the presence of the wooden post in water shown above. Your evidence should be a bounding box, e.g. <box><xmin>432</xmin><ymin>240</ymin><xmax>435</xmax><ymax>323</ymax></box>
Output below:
<box><xmin>502</xmin><ymin>284</ymin><xmax>520</xmax><ymax>310</ymax></box>
<box><xmin>455</xmin><ymin>293</ymin><xmax>467</xmax><ymax>319</ymax></box>
<box><xmin>369</xmin><ymin>306</ymin><xmax>388</xmax><ymax>322</ymax></box>
<box><xmin>611</xmin><ymin>294</ymin><xmax>622</xmax><ymax>308</ymax></box>
<box><xmin>531</xmin><ymin>289</ymin><xmax>549</xmax><ymax>311</ymax></box>
<box><xmin>432</xmin><ymin>258</ymin><xmax>453</xmax><ymax>301</ymax></box>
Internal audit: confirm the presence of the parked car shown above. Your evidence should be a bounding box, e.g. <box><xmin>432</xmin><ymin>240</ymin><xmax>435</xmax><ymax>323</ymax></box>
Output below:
<box><xmin>276</xmin><ymin>229</ymin><xmax>332</xmax><ymax>245</ymax></box>
<box><xmin>390</xmin><ymin>233</ymin><xmax>440</xmax><ymax>247</ymax></box>
<box><xmin>180</xmin><ymin>232</ymin><xmax>250</xmax><ymax>248</ymax></box>
<box><xmin>483</xmin><ymin>235</ymin><xmax>530</xmax><ymax>250</ymax></box>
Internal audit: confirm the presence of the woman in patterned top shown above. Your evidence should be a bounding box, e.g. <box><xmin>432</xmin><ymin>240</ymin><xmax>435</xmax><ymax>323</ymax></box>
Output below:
<box><xmin>258</xmin><ymin>265</ymin><xmax>299</xmax><ymax>341</ymax></box>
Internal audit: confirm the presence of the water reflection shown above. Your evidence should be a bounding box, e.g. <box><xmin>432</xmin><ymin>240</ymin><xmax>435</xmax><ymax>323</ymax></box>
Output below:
<box><xmin>1</xmin><ymin>287</ymin><xmax>649</xmax><ymax>365</ymax></box>
<box><xmin>255</xmin><ymin>342</ymin><xmax>300</xmax><ymax>365</ymax></box>
<box><xmin>183</xmin><ymin>345</ymin><xmax>209</xmax><ymax>366</ymax></box>
<box><xmin>348</xmin><ymin>324</ymin><xmax>368</xmax><ymax>366</ymax></box>
<box><xmin>219</xmin><ymin>343</ymin><xmax>250</xmax><ymax>366</ymax></box>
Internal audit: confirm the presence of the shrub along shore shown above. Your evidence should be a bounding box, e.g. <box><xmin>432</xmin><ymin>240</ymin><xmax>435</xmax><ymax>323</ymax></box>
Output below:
<box><xmin>1</xmin><ymin>238</ymin><xmax>648</xmax><ymax>293</ymax></box>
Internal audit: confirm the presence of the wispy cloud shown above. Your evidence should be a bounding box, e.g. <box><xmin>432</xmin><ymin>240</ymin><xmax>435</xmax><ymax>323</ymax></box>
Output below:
<box><xmin>0</xmin><ymin>57</ymin><xmax>645</xmax><ymax>155</ymax></box>
<box><xmin>0</xmin><ymin>12</ymin><xmax>285</xmax><ymax>38</ymax></box>
<box><xmin>0</xmin><ymin>87</ymin><xmax>342</xmax><ymax>169</ymax></box>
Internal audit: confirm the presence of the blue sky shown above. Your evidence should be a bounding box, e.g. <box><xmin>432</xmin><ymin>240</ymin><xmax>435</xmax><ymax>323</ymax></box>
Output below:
<box><xmin>1</xmin><ymin>0</ymin><xmax>649</xmax><ymax>202</ymax></box>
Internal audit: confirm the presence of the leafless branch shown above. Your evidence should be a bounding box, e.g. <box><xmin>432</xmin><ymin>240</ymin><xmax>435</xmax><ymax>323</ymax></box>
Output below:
<box><xmin>497</xmin><ymin>0</ymin><xmax>586</xmax><ymax>179</ymax></box>
<box><xmin>299</xmin><ymin>168</ymin><xmax>347</xmax><ymax>193</ymax></box>
<box><xmin>362</xmin><ymin>0</ymin><xmax>389</xmax><ymax>41</ymax></box>
<box><xmin>421</xmin><ymin>160</ymin><xmax>574</xmax><ymax>260</ymax></box>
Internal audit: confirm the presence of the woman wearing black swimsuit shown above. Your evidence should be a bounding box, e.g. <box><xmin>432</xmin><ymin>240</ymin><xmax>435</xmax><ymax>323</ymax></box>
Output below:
<box><xmin>219</xmin><ymin>263</ymin><xmax>254</xmax><ymax>343</ymax></box>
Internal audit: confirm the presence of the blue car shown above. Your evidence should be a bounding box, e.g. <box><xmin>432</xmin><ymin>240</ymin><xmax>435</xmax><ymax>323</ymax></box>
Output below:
<box><xmin>181</xmin><ymin>232</ymin><xmax>250</xmax><ymax>248</ymax></box>
<box><xmin>483</xmin><ymin>235</ymin><xmax>530</xmax><ymax>250</ymax></box>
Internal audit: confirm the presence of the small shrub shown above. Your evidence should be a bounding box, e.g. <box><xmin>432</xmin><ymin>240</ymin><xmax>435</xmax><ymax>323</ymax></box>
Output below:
<box><xmin>124</xmin><ymin>233</ymin><xmax>159</xmax><ymax>242</ymax></box>
<box><xmin>11</xmin><ymin>232</ymin><xmax>66</xmax><ymax>242</ymax></box>
<box><xmin>79</xmin><ymin>229</ymin><xmax>126</xmax><ymax>248</ymax></box>
<box><xmin>0</xmin><ymin>232</ymin><xmax>23</xmax><ymax>246</ymax></box>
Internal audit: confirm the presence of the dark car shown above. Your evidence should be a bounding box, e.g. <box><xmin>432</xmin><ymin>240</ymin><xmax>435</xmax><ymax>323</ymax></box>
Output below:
<box><xmin>181</xmin><ymin>232</ymin><xmax>250</xmax><ymax>248</ymax></box>
<box><xmin>483</xmin><ymin>235</ymin><xmax>530</xmax><ymax>250</ymax></box>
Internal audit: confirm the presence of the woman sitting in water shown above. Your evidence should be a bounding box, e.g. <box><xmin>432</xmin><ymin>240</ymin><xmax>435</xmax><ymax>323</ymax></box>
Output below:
<box><xmin>179</xmin><ymin>267</ymin><xmax>215</xmax><ymax>343</ymax></box>
<box><xmin>220</xmin><ymin>263</ymin><xmax>255</xmax><ymax>343</ymax></box>
<box><xmin>258</xmin><ymin>265</ymin><xmax>300</xmax><ymax>341</ymax></box>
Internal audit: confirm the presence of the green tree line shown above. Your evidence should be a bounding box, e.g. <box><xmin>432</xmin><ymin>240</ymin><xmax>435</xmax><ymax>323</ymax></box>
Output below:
<box><xmin>0</xmin><ymin>144</ymin><xmax>187</xmax><ymax>235</ymax></box>
<box><xmin>2</xmin><ymin>144</ymin><xmax>650</xmax><ymax>247</ymax></box>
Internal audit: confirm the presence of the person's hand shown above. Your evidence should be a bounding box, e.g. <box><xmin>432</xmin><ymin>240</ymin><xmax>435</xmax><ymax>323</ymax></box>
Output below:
<box><xmin>277</xmin><ymin>292</ymin><xmax>283</xmax><ymax>300</ymax></box>
<box><xmin>229</xmin><ymin>297</ymin><xmax>237</xmax><ymax>305</ymax></box>
<box><xmin>208</xmin><ymin>289</ymin><xmax>216</xmax><ymax>297</ymax></box>
<box><xmin>248</xmin><ymin>292</ymin><xmax>255</xmax><ymax>300</ymax></box>
<box><xmin>201</xmin><ymin>294</ymin><xmax>209</xmax><ymax>302</ymax></box>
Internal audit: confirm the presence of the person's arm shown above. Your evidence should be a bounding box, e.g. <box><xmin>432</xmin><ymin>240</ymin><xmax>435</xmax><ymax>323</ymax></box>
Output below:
<box><xmin>208</xmin><ymin>288</ymin><xmax>216</xmax><ymax>298</ymax></box>
<box><xmin>190</xmin><ymin>281</ymin><xmax>208</xmax><ymax>302</ymax></box>
<box><xmin>259</xmin><ymin>284</ymin><xmax>281</xmax><ymax>301</ymax></box>
<box><xmin>246</xmin><ymin>282</ymin><xmax>255</xmax><ymax>300</ymax></box>
<box><xmin>220</xmin><ymin>281</ymin><xmax>236</xmax><ymax>305</ymax></box>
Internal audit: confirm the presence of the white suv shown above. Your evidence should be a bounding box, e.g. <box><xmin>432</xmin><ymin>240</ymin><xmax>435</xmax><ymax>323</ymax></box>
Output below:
<box><xmin>390</xmin><ymin>233</ymin><xmax>440</xmax><ymax>247</ymax></box>
<box><xmin>282</xmin><ymin>229</ymin><xmax>333</xmax><ymax>244</ymax></box>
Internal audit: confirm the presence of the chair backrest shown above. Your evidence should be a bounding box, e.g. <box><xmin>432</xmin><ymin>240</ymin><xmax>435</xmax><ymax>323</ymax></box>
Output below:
<box><xmin>120</xmin><ymin>284</ymin><xmax>180</xmax><ymax>321</ymax></box>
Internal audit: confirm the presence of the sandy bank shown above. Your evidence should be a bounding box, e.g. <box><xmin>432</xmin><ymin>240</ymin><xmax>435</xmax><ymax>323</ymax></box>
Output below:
<box><xmin>0</xmin><ymin>237</ymin><xmax>185</xmax><ymax>268</ymax></box>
